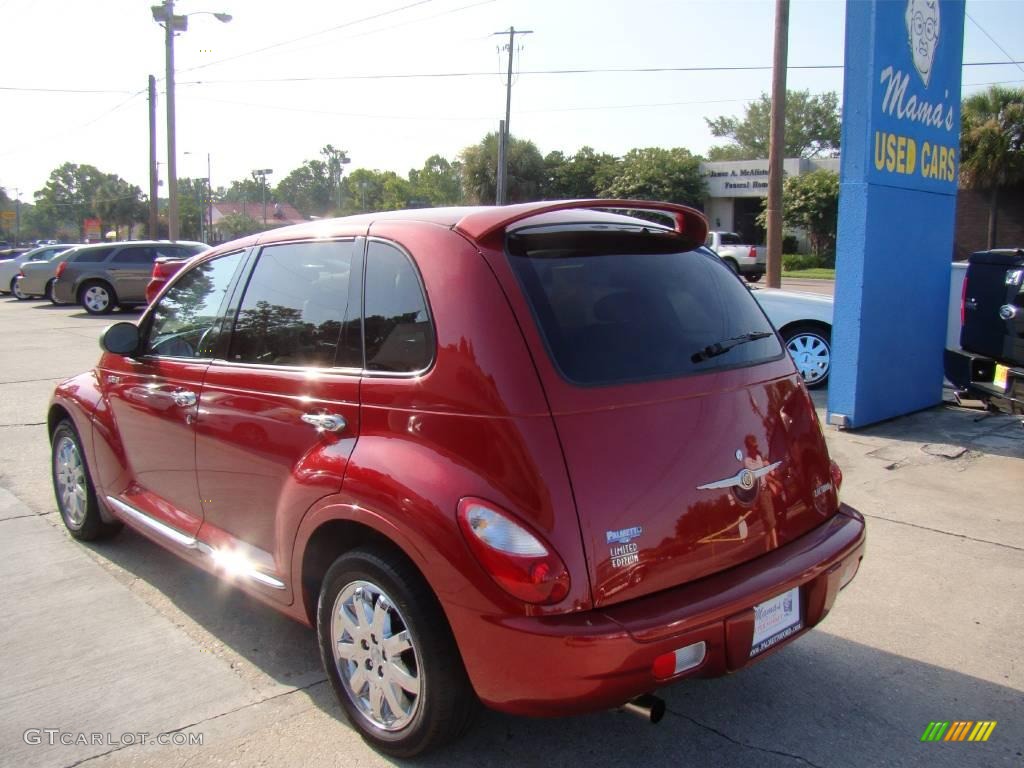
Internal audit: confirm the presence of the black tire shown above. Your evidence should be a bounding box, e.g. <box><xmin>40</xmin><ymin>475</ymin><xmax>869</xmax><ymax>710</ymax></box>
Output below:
<box><xmin>12</xmin><ymin>278</ymin><xmax>29</xmax><ymax>300</ymax></box>
<box><xmin>79</xmin><ymin>281</ymin><xmax>117</xmax><ymax>315</ymax></box>
<box><xmin>782</xmin><ymin>322</ymin><xmax>832</xmax><ymax>390</ymax></box>
<box><xmin>51</xmin><ymin>420</ymin><xmax>122</xmax><ymax>541</ymax></box>
<box><xmin>44</xmin><ymin>279</ymin><xmax>55</xmax><ymax>301</ymax></box>
<box><xmin>7</xmin><ymin>276</ymin><xmax>17</xmax><ymax>295</ymax></box>
<box><xmin>317</xmin><ymin>548</ymin><xmax>477</xmax><ymax>757</ymax></box>
<box><xmin>722</xmin><ymin>257</ymin><xmax>740</xmax><ymax>275</ymax></box>
<box><xmin>746</xmin><ymin>272</ymin><xmax>763</xmax><ymax>283</ymax></box>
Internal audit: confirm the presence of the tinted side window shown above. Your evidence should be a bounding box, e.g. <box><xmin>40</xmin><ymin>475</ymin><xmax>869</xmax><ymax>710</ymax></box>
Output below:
<box><xmin>74</xmin><ymin>247</ymin><xmax>115</xmax><ymax>263</ymax></box>
<box><xmin>363</xmin><ymin>242</ymin><xmax>434</xmax><ymax>373</ymax></box>
<box><xmin>143</xmin><ymin>251</ymin><xmax>244</xmax><ymax>358</ymax></box>
<box><xmin>230</xmin><ymin>240</ymin><xmax>358</xmax><ymax>368</ymax></box>
<box><xmin>112</xmin><ymin>246</ymin><xmax>157</xmax><ymax>264</ymax></box>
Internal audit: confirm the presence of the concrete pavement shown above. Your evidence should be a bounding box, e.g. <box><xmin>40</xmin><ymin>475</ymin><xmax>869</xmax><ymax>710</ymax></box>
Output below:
<box><xmin>0</xmin><ymin>294</ymin><xmax>1021</xmax><ymax>767</ymax></box>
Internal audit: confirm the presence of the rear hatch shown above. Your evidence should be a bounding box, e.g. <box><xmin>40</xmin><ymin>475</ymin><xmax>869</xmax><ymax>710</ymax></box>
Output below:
<box><xmin>506</xmin><ymin>219</ymin><xmax>840</xmax><ymax>607</ymax></box>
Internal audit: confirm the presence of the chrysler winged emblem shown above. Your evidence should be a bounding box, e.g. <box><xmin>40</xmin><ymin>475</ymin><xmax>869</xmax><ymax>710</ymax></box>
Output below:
<box><xmin>697</xmin><ymin>461</ymin><xmax>782</xmax><ymax>492</ymax></box>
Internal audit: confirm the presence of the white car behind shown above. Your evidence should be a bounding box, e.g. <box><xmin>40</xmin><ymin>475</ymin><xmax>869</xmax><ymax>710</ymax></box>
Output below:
<box><xmin>751</xmin><ymin>286</ymin><xmax>834</xmax><ymax>389</ymax></box>
<box><xmin>0</xmin><ymin>245</ymin><xmax>74</xmax><ymax>298</ymax></box>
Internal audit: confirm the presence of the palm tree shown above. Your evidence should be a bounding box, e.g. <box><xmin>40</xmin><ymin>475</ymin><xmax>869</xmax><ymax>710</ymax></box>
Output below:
<box><xmin>959</xmin><ymin>86</ymin><xmax>1024</xmax><ymax>248</ymax></box>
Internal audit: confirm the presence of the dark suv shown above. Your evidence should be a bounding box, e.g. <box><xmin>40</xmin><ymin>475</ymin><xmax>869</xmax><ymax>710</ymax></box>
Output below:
<box><xmin>52</xmin><ymin>240</ymin><xmax>207</xmax><ymax>314</ymax></box>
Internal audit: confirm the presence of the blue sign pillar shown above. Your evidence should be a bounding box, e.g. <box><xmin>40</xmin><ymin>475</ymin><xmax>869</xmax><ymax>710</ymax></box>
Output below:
<box><xmin>828</xmin><ymin>0</ymin><xmax>965</xmax><ymax>428</ymax></box>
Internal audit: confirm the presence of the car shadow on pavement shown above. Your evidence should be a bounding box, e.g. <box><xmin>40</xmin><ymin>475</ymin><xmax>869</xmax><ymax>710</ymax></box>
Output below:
<box><xmin>87</xmin><ymin>528</ymin><xmax>1022</xmax><ymax>767</ymax></box>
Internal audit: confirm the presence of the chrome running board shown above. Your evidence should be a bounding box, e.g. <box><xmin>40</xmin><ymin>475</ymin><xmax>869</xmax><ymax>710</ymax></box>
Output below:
<box><xmin>105</xmin><ymin>496</ymin><xmax>286</xmax><ymax>590</ymax></box>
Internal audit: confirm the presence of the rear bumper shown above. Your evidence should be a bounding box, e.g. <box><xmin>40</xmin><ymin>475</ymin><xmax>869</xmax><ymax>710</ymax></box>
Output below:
<box><xmin>52</xmin><ymin>279</ymin><xmax>77</xmax><ymax>304</ymax></box>
<box><xmin>453</xmin><ymin>504</ymin><xmax>865</xmax><ymax>716</ymax></box>
<box><xmin>945</xmin><ymin>348</ymin><xmax>1024</xmax><ymax>414</ymax></box>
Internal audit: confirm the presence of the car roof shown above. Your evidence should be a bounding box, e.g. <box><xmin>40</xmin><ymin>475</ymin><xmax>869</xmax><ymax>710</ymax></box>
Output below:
<box><xmin>240</xmin><ymin>200</ymin><xmax>706</xmax><ymax>249</ymax></box>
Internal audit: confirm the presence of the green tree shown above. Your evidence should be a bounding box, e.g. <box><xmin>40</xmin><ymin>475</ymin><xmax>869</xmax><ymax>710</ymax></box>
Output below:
<box><xmin>542</xmin><ymin>146</ymin><xmax>620</xmax><ymax>199</ymax></box>
<box><xmin>960</xmin><ymin>85</ymin><xmax>1024</xmax><ymax>248</ymax></box>
<box><xmin>217</xmin><ymin>211</ymin><xmax>264</xmax><ymax>239</ymax></box>
<box><xmin>408</xmin><ymin>155</ymin><xmax>463</xmax><ymax>206</ymax></box>
<box><xmin>221</xmin><ymin>177</ymin><xmax>263</xmax><ymax>203</ymax></box>
<box><xmin>602</xmin><ymin>147</ymin><xmax>706</xmax><ymax>205</ymax></box>
<box><xmin>94</xmin><ymin>175</ymin><xmax>146</xmax><ymax>238</ymax></box>
<box><xmin>321</xmin><ymin>144</ymin><xmax>351</xmax><ymax>212</ymax></box>
<box><xmin>706</xmin><ymin>90</ymin><xmax>841</xmax><ymax>161</ymax></box>
<box><xmin>756</xmin><ymin>169</ymin><xmax>839</xmax><ymax>259</ymax></box>
<box><xmin>33</xmin><ymin>163</ymin><xmax>108</xmax><ymax>237</ymax></box>
<box><xmin>275</xmin><ymin>160</ymin><xmax>333</xmax><ymax>218</ymax></box>
<box><xmin>459</xmin><ymin>133</ymin><xmax>546</xmax><ymax>204</ymax></box>
<box><xmin>174</xmin><ymin>177</ymin><xmax>208</xmax><ymax>241</ymax></box>
<box><xmin>342</xmin><ymin>168</ymin><xmax>387</xmax><ymax>213</ymax></box>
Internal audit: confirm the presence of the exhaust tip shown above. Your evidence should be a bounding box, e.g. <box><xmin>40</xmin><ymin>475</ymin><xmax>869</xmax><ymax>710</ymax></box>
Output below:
<box><xmin>620</xmin><ymin>693</ymin><xmax>665</xmax><ymax>724</ymax></box>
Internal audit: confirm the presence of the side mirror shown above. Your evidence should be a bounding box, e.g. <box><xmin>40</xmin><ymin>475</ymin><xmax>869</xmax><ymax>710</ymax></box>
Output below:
<box><xmin>100</xmin><ymin>322</ymin><xmax>140</xmax><ymax>356</ymax></box>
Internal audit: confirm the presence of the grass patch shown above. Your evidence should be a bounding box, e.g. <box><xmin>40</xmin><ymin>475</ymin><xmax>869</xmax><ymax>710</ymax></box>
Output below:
<box><xmin>781</xmin><ymin>268</ymin><xmax>836</xmax><ymax>280</ymax></box>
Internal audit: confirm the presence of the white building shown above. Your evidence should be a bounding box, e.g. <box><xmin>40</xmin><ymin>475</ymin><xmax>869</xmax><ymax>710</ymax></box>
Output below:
<box><xmin>699</xmin><ymin>157</ymin><xmax>840</xmax><ymax>245</ymax></box>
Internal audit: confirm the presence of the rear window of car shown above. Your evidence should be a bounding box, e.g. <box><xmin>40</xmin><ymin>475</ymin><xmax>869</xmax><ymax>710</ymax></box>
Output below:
<box><xmin>718</xmin><ymin>232</ymin><xmax>743</xmax><ymax>245</ymax></box>
<box><xmin>72</xmin><ymin>247</ymin><xmax>115</xmax><ymax>263</ymax></box>
<box><xmin>507</xmin><ymin>224</ymin><xmax>782</xmax><ymax>386</ymax></box>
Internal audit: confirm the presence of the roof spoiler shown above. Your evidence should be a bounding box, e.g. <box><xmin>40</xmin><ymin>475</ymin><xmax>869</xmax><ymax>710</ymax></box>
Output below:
<box><xmin>454</xmin><ymin>199</ymin><xmax>708</xmax><ymax>246</ymax></box>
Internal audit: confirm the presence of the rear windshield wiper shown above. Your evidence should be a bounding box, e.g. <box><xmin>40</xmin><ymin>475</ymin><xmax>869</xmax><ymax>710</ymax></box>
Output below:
<box><xmin>691</xmin><ymin>332</ymin><xmax>774</xmax><ymax>363</ymax></box>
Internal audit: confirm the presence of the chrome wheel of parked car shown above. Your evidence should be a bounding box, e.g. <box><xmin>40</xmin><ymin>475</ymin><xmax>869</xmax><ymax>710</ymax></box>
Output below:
<box><xmin>318</xmin><ymin>548</ymin><xmax>477</xmax><ymax>757</ymax></box>
<box><xmin>54</xmin><ymin>434</ymin><xmax>88</xmax><ymax>530</ymax></box>
<box><xmin>783</xmin><ymin>324</ymin><xmax>831</xmax><ymax>389</ymax></box>
<box><xmin>12</xmin><ymin>278</ymin><xmax>29</xmax><ymax>300</ymax></box>
<box><xmin>81</xmin><ymin>282</ymin><xmax>115</xmax><ymax>314</ymax></box>
<box><xmin>331</xmin><ymin>580</ymin><xmax>421</xmax><ymax>732</ymax></box>
<box><xmin>50</xmin><ymin>420</ymin><xmax>122</xmax><ymax>541</ymax></box>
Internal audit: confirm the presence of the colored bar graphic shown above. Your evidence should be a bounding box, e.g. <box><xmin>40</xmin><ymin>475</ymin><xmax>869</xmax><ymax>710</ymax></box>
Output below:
<box><xmin>921</xmin><ymin>721</ymin><xmax>996</xmax><ymax>742</ymax></box>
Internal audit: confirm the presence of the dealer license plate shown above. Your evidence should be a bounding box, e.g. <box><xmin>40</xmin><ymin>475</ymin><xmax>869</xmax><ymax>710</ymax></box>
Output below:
<box><xmin>993</xmin><ymin>364</ymin><xmax>1009</xmax><ymax>392</ymax></box>
<box><xmin>750</xmin><ymin>586</ymin><xmax>802</xmax><ymax>658</ymax></box>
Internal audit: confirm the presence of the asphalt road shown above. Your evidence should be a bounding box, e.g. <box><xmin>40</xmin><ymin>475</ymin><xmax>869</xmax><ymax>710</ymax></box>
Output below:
<box><xmin>0</xmin><ymin>294</ymin><xmax>1021</xmax><ymax>768</ymax></box>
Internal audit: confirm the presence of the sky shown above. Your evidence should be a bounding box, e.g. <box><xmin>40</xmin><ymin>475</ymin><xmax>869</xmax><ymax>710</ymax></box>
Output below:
<box><xmin>1</xmin><ymin>0</ymin><xmax>1022</xmax><ymax>202</ymax></box>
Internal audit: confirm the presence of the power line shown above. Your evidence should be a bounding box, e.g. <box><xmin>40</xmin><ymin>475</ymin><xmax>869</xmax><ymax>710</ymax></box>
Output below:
<box><xmin>178</xmin><ymin>60</ymin><xmax>1024</xmax><ymax>86</ymax></box>
<box><xmin>0</xmin><ymin>85</ymin><xmax>136</xmax><ymax>94</ymax></box>
<box><xmin>967</xmin><ymin>12</ymin><xmax>1024</xmax><ymax>76</ymax></box>
<box><xmin>176</xmin><ymin>0</ymin><xmax>437</xmax><ymax>75</ymax></box>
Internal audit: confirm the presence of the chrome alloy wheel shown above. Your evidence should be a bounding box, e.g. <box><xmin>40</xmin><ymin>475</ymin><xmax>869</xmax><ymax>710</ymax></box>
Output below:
<box><xmin>54</xmin><ymin>435</ymin><xmax>88</xmax><ymax>529</ymax></box>
<box><xmin>331</xmin><ymin>580</ymin><xmax>421</xmax><ymax>731</ymax></box>
<box><xmin>83</xmin><ymin>285</ymin><xmax>111</xmax><ymax>313</ymax></box>
<box><xmin>12</xmin><ymin>278</ymin><xmax>28</xmax><ymax>300</ymax></box>
<box><xmin>786</xmin><ymin>331</ymin><xmax>831</xmax><ymax>385</ymax></box>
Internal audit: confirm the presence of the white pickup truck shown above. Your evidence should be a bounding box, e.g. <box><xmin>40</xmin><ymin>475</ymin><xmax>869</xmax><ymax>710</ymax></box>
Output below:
<box><xmin>704</xmin><ymin>231</ymin><xmax>766</xmax><ymax>282</ymax></box>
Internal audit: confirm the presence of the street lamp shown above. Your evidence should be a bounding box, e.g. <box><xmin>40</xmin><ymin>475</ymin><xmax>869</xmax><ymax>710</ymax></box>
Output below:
<box><xmin>252</xmin><ymin>169</ymin><xmax>273</xmax><ymax>226</ymax></box>
<box><xmin>151</xmin><ymin>2</ymin><xmax>231</xmax><ymax>242</ymax></box>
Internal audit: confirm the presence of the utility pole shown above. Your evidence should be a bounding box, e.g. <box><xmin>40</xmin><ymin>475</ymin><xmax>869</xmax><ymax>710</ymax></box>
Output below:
<box><xmin>164</xmin><ymin>0</ymin><xmax>180</xmax><ymax>241</ymax></box>
<box><xmin>148</xmin><ymin>75</ymin><xmax>159</xmax><ymax>239</ymax></box>
<box><xmin>765</xmin><ymin>0</ymin><xmax>789</xmax><ymax>288</ymax></box>
<box><xmin>496</xmin><ymin>120</ymin><xmax>506</xmax><ymax>205</ymax></box>
<box><xmin>493</xmin><ymin>26</ymin><xmax>532</xmax><ymax>205</ymax></box>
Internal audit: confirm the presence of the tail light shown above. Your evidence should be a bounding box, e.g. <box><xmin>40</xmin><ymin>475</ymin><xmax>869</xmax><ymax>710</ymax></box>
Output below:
<box><xmin>152</xmin><ymin>259</ymin><xmax>177</xmax><ymax>280</ymax></box>
<box><xmin>457</xmin><ymin>498</ymin><xmax>570</xmax><ymax>605</ymax></box>
<box><xmin>830</xmin><ymin>460</ymin><xmax>843</xmax><ymax>492</ymax></box>
<box><xmin>55</xmin><ymin>262</ymin><xmax>67</xmax><ymax>278</ymax></box>
<box><xmin>749</xmin><ymin>246</ymin><xmax>757</xmax><ymax>259</ymax></box>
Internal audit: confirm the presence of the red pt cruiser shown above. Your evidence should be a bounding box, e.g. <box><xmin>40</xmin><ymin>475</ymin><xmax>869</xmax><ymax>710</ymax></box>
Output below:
<box><xmin>48</xmin><ymin>200</ymin><xmax>865</xmax><ymax>756</ymax></box>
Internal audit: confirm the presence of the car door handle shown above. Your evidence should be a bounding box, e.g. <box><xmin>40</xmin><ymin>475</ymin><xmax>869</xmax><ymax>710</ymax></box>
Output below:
<box><xmin>172</xmin><ymin>389</ymin><xmax>197</xmax><ymax>407</ymax></box>
<box><xmin>301</xmin><ymin>413</ymin><xmax>347</xmax><ymax>433</ymax></box>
